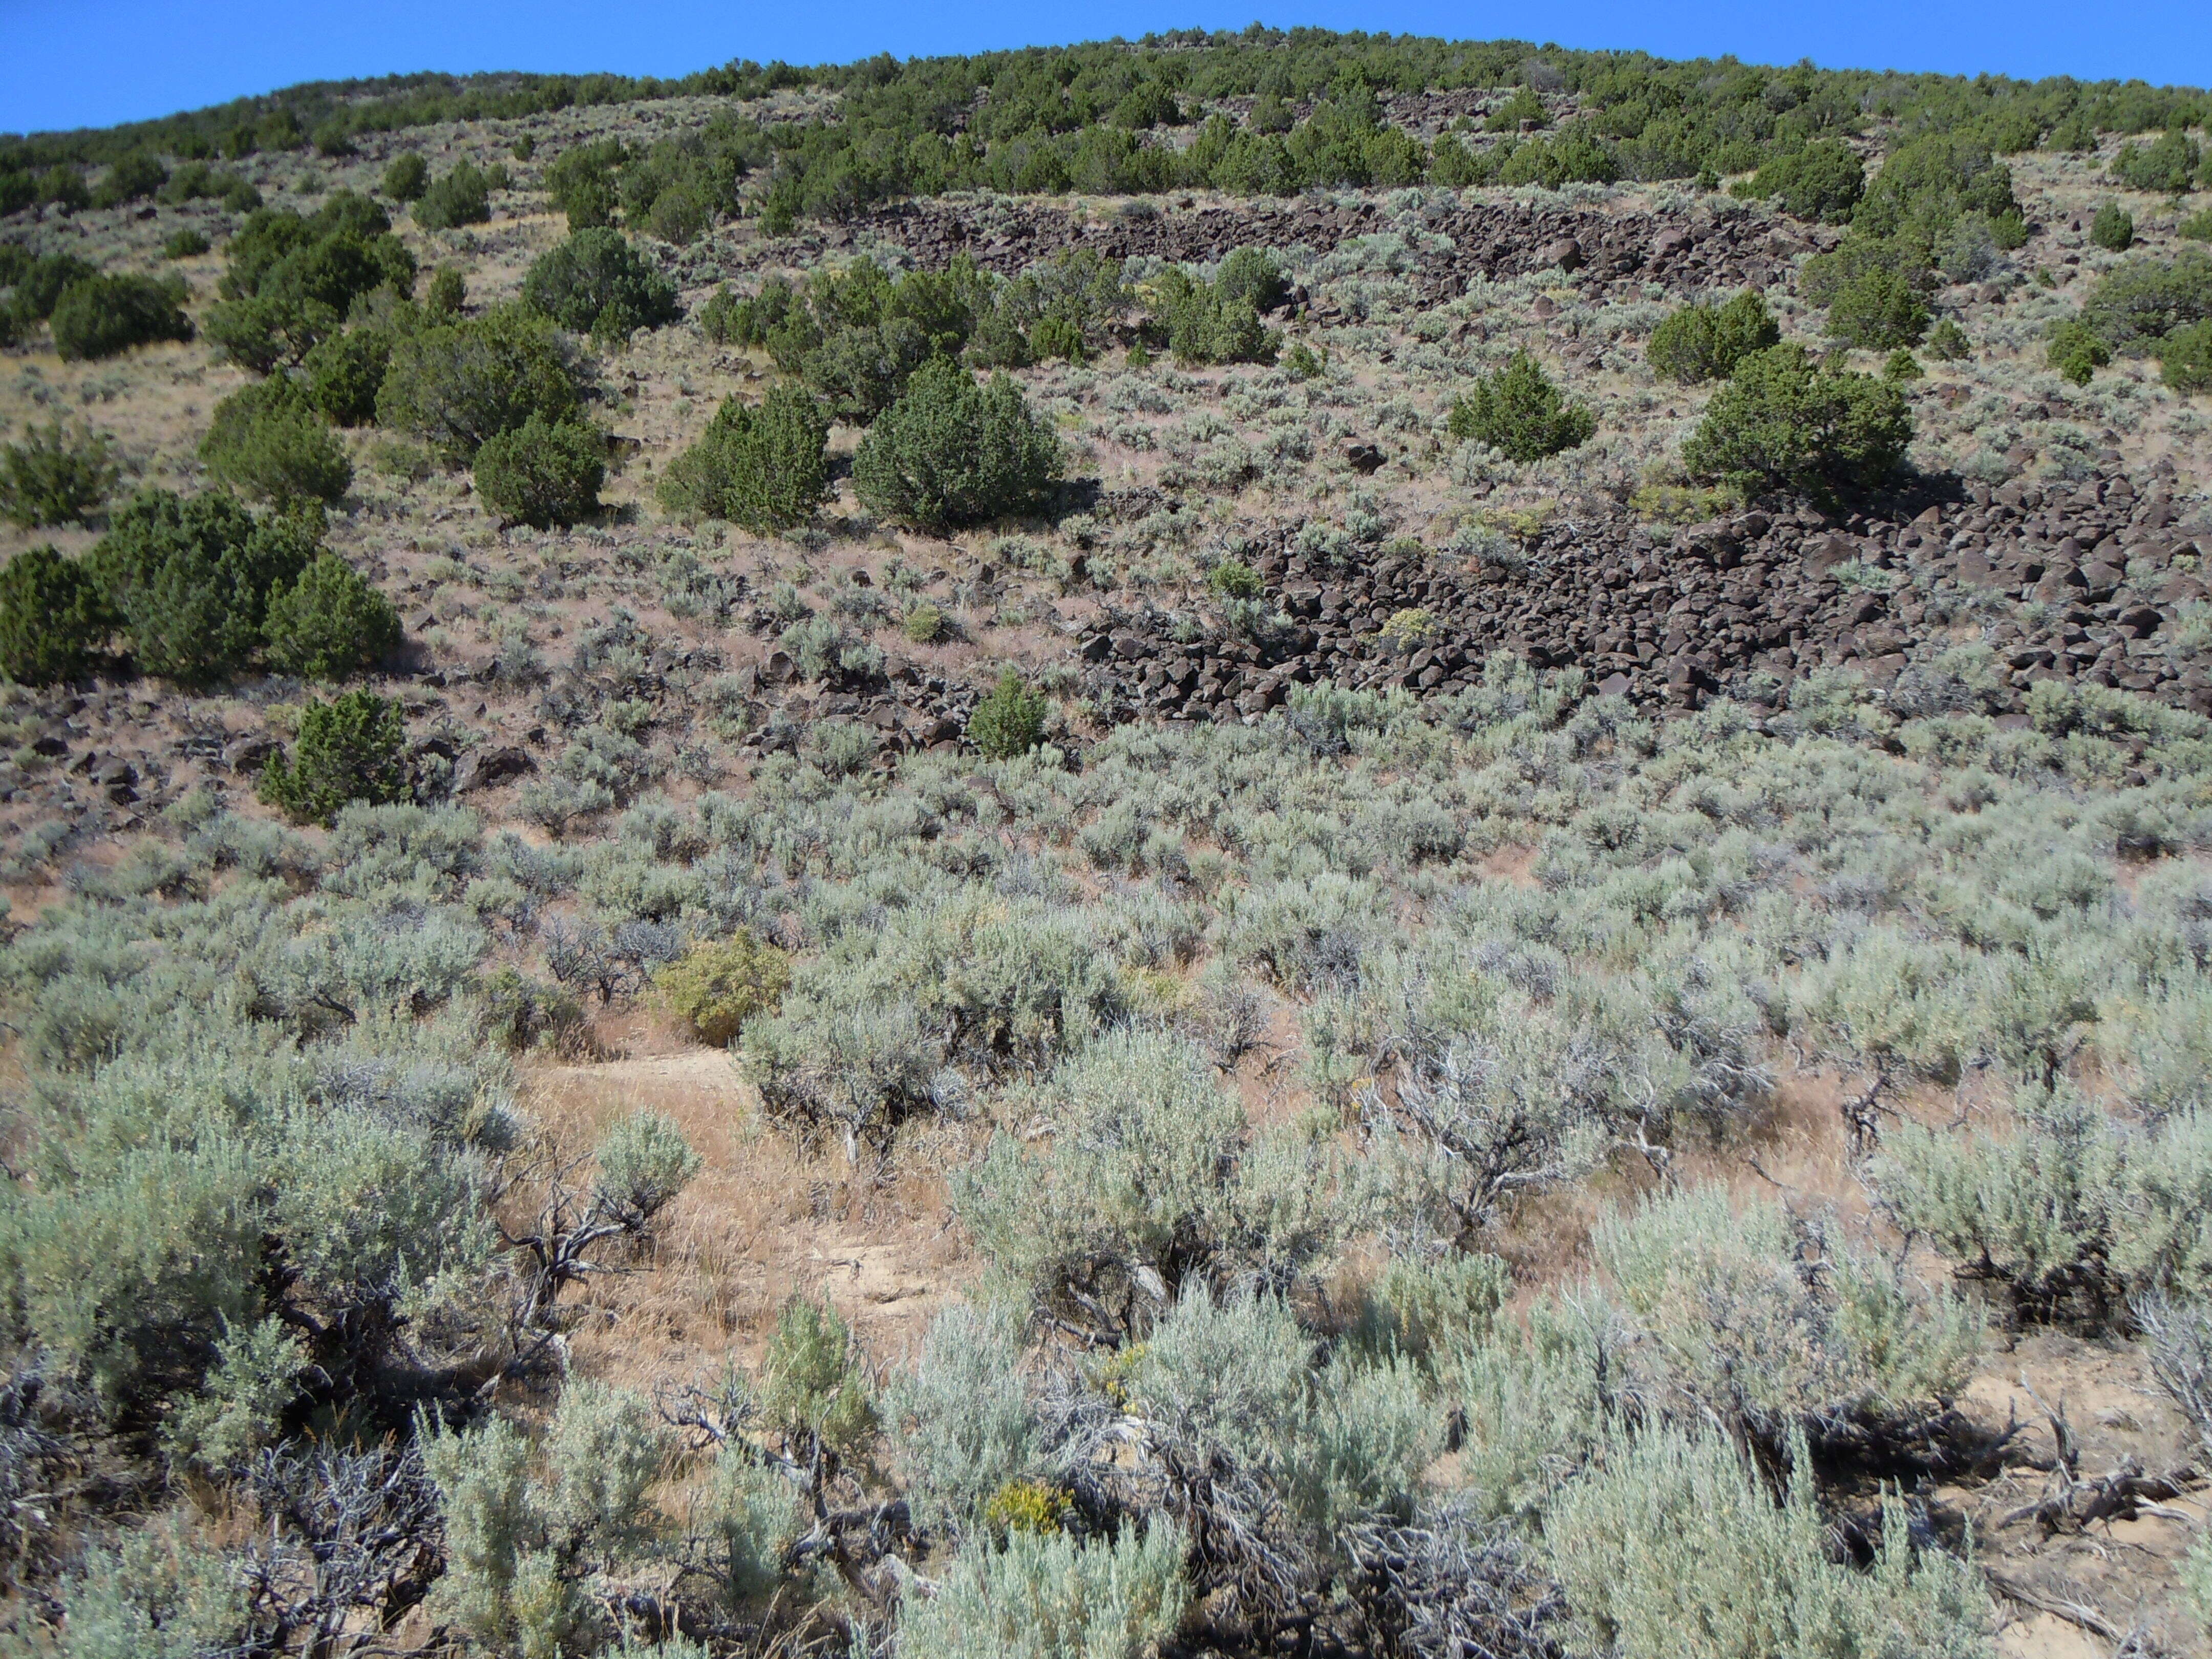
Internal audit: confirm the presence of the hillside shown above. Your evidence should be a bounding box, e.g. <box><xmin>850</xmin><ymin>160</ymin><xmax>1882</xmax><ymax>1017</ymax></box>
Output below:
<box><xmin>3</xmin><ymin>27</ymin><xmax>2212</xmax><ymax>1659</ymax></box>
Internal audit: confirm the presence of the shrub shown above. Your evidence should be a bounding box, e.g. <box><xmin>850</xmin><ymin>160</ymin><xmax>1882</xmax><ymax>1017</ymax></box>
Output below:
<box><xmin>1596</xmin><ymin>1185</ymin><xmax>1977</xmax><ymax>1445</ymax></box>
<box><xmin>697</xmin><ymin>283</ymin><xmax>745</xmax><ymax>343</ymax></box>
<box><xmin>520</xmin><ymin>228</ymin><xmax>679</xmax><ymax>339</ymax></box>
<box><xmin>0</xmin><ymin>545</ymin><xmax>109</xmax><ymax>683</ymax></box>
<box><xmin>1870</xmin><ymin>1093</ymin><xmax>2212</xmax><ymax>1317</ymax></box>
<box><xmin>1447</xmin><ymin>352</ymin><xmax>1596</xmax><ymax>461</ymax></box>
<box><xmin>2182</xmin><ymin>209</ymin><xmax>2212</xmax><ymax>243</ymax></box>
<box><xmin>892</xmin><ymin>1303</ymin><xmax>1038</xmax><ymax>1535</ymax></box>
<box><xmin>0</xmin><ymin>418</ymin><xmax>119</xmax><ymax>527</ymax></box>
<box><xmin>657</xmin><ymin>385</ymin><xmax>830</xmax><ymax>531</ymax></box>
<box><xmin>2047</xmin><ymin>318</ymin><xmax>2112</xmax><ymax>386</ymax></box>
<box><xmin>472</xmin><ymin>412</ymin><xmax>605</xmax><ymax>527</ymax></box>
<box><xmin>88</xmin><ymin>487</ymin><xmax>314</xmax><ymax>682</ymax></box>
<box><xmin>968</xmin><ymin>668</ymin><xmax>1048</xmax><ymax>759</ymax></box>
<box><xmin>381</xmin><ymin>152</ymin><xmax>428</xmax><ymax>202</ymax></box>
<box><xmin>1925</xmin><ymin>317</ymin><xmax>1970</xmax><ymax>360</ymax></box>
<box><xmin>761</xmin><ymin>1295</ymin><xmax>876</xmax><ymax>1455</ymax></box>
<box><xmin>895</xmin><ymin>1522</ymin><xmax>1189</xmax><ymax>1659</ymax></box>
<box><xmin>199</xmin><ymin>377</ymin><xmax>354</xmax><ymax>504</ymax></box>
<box><xmin>202</xmin><ymin>295</ymin><xmax>331</xmax><ymax>376</ymax></box>
<box><xmin>1154</xmin><ymin>264</ymin><xmax>1276</xmax><ymax>365</ymax></box>
<box><xmin>2111</xmin><ymin>129</ymin><xmax>2203</xmax><ymax>196</ymax></box>
<box><xmin>91</xmin><ymin>151</ymin><xmax>168</xmax><ymax>210</ymax></box>
<box><xmin>5</xmin><ymin>251</ymin><xmax>98</xmax><ymax>321</ymax></box>
<box><xmin>1207</xmin><ymin>558</ymin><xmax>1264</xmax><ymax>600</ymax></box>
<box><xmin>426</xmin><ymin>266</ymin><xmax>466</xmax><ymax>315</ymax></box>
<box><xmin>951</xmin><ymin>1031</ymin><xmax>1344</xmax><ymax>1332</ymax></box>
<box><xmin>302</xmin><ymin>327</ymin><xmax>393</xmax><ymax>426</ymax></box>
<box><xmin>1681</xmin><ymin>344</ymin><xmax>1911</xmax><ymax>503</ymax></box>
<box><xmin>376</xmin><ymin>304</ymin><xmax>584</xmax><ymax>459</ymax></box>
<box><xmin>1748</xmin><ymin>138</ymin><xmax>1865</xmax><ymax>222</ymax></box>
<box><xmin>805</xmin><ymin>316</ymin><xmax>935</xmax><ymax>420</ymax></box>
<box><xmin>2161</xmin><ymin>321</ymin><xmax>2212</xmax><ymax>394</ymax></box>
<box><xmin>852</xmin><ymin>360</ymin><xmax>1062</xmax><ymax>530</ymax></box>
<box><xmin>2091</xmin><ymin>203</ymin><xmax>2135</xmax><ymax>252</ymax></box>
<box><xmin>258</xmin><ymin>689</ymin><xmax>409</xmax><ymax>823</ymax></box>
<box><xmin>593</xmin><ymin>1111</ymin><xmax>703</xmax><ymax>1229</ymax></box>
<box><xmin>414</xmin><ymin>161</ymin><xmax>493</xmax><ymax>230</ymax></box>
<box><xmin>1216</xmin><ymin>245</ymin><xmax>1289</xmax><ymax>311</ymax></box>
<box><xmin>262</xmin><ymin>552</ymin><xmax>402</xmax><ymax>678</ymax></box>
<box><xmin>163</xmin><ymin>227</ymin><xmax>211</xmax><ymax>260</ymax></box>
<box><xmin>545</xmin><ymin>139</ymin><xmax>623</xmax><ymax>232</ymax></box>
<box><xmin>49</xmin><ymin>273</ymin><xmax>194</xmax><ymax>361</ymax></box>
<box><xmin>1826</xmin><ymin>265</ymin><xmax>1930</xmax><ymax>349</ymax></box>
<box><xmin>1548</xmin><ymin>1427</ymin><xmax>1995</xmax><ymax>1659</ymax></box>
<box><xmin>654</xmin><ymin>930</ymin><xmax>793</xmax><ymax>1046</ymax></box>
<box><xmin>204</xmin><ymin>196</ymin><xmax>413</xmax><ymax>371</ymax></box>
<box><xmin>2079</xmin><ymin>250</ymin><xmax>2212</xmax><ymax>351</ymax></box>
<box><xmin>1647</xmin><ymin>291</ymin><xmax>1780</xmax><ymax>384</ymax></box>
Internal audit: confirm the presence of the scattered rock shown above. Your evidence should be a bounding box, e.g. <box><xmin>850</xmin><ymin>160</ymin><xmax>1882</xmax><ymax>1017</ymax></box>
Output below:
<box><xmin>454</xmin><ymin>746</ymin><xmax>537</xmax><ymax>793</ymax></box>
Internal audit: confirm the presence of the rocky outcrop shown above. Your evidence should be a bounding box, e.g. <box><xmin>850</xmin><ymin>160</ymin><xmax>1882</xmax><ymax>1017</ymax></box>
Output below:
<box><xmin>1070</xmin><ymin>472</ymin><xmax>2212</xmax><ymax>723</ymax></box>
<box><xmin>740</xmin><ymin>195</ymin><xmax>1827</xmax><ymax>308</ymax></box>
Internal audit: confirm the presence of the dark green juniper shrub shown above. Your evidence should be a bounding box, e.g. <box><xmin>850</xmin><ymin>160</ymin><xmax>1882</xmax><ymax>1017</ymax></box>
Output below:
<box><xmin>258</xmin><ymin>689</ymin><xmax>409</xmax><ymax>823</ymax></box>
<box><xmin>803</xmin><ymin>316</ymin><xmax>935</xmax><ymax>421</ymax></box>
<box><xmin>381</xmin><ymin>152</ymin><xmax>429</xmax><ymax>203</ymax></box>
<box><xmin>1924</xmin><ymin>318</ymin><xmax>1970</xmax><ymax>360</ymax></box>
<box><xmin>1681</xmin><ymin>343</ymin><xmax>1911</xmax><ymax>503</ymax></box>
<box><xmin>49</xmin><ymin>273</ymin><xmax>194</xmax><ymax>361</ymax></box>
<box><xmin>3</xmin><ymin>251</ymin><xmax>98</xmax><ymax>324</ymax></box>
<box><xmin>2047</xmin><ymin>319</ymin><xmax>2112</xmax><ymax>386</ymax></box>
<box><xmin>2181</xmin><ymin>209</ymin><xmax>2212</xmax><ymax>243</ymax></box>
<box><xmin>2079</xmin><ymin>250</ymin><xmax>2212</xmax><ymax>352</ymax></box>
<box><xmin>520</xmin><ymin>228</ymin><xmax>680</xmax><ymax>340</ymax></box>
<box><xmin>376</xmin><ymin>304</ymin><xmax>584</xmax><ymax>460</ymax></box>
<box><xmin>852</xmin><ymin>360</ymin><xmax>1063</xmax><ymax>530</ymax></box>
<box><xmin>413</xmin><ymin>161</ymin><xmax>493</xmax><ymax>230</ymax></box>
<box><xmin>199</xmin><ymin>377</ymin><xmax>354</xmax><ymax>504</ymax></box>
<box><xmin>968</xmin><ymin>669</ymin><xmax>1048</xmax><ymax>760</ymax></box>
<box><xmin>697</xmin><ymin>283</ymin><xmax>746</xmax><ymax>344</ymax></box>
<box><xmin>658</xmin><ymin>385</ymin><xmax>831</xmax><ymax>531</ymax></box>
<box><xmin>90</xmin><ymin>152</ymin><xmax>167</xmax><ymax>210</ymax></box>
<box><xmin>1746</xmin><ymin>138</ymin><xmax>1864</xmax><ymax>222</ymax></box>
<box><xmin>204</xmin><ymin>195</ymin><xmax>415</xmax><ymax>371</ymax></box>
<box><xmin>262</xmin><ymin>552</ymin><xmax>402</xmax><ymax>679</ymax></box>
<box><xmin>472</xmin><ymin>412</ymin><xmax>605</xmax><ymax>527</ymax></box>
<box><xmin>425</xmin><ymin>266</ymin><xmax>467</xmax><ymax>315</ymax></box>
<box><xmin>2090</xmin><ymin>204</ymin><xmax>2135</xmax><ymax>252</ymax></box>
<box><xmin>1215</xmin><ymin>246</ymin><xmax>1289</xmax><ymax>312</ymax></box>
<box><xmin>2110</xmin><ymin>129</ymin><xmax>2203</xmax><ymax>196</ymax></box>
<box><xmin>1447</xmin><ymin>351</ymin><xmax>1596</xmax><ymax>461</ymax></box>
<box><xmin>2162</xmin><ymin>321</ymin><xmax>2212</xmax><ymax>394</ymax></box>
<box><xmin>86</xmin><ymin>487</ymin><xmax>316</xmax><ymax>683</ymax></box>
<box><xmin>1155</xmin><ymin>264</ymin><xmax>1276</xmax><ymax>366</ymax></box>
<box><xmin>0</xmin><ymin>419</ymin><xmax>120</xmax><ymax>528</ymax></box>
<box><xmin>1646</xmin><ymin>291</ymin><xmax>1779</xmax><ymax>384</ymax></box>
<box><xmin>545</xmin><ymin>138</ymin><xmax>625</xmax><ymax>232</ymax></box>
<box><xmin>158</xmin><ymin>161</ymin><xmax>262</xmax><ymax>212</ymax></box>
<box><xmin>0</xmin><ymin>545</ymin><xmax>110</xmax><ymax>684</ymax></box>
<box><xmin>201</xmin><ymin>295</ymin><xmax>330</xmax><ymax>377</ymax></box>
<box><xmin>162</xmin><ymin>228</ymin><xmax>211</xmax><ymax>260</ymax></box>
<box><xmin>1825</xmin><ymin>266</ymin><xmax>1930</xmax><ymax>350</ymax></box>
<box><xmin>302</xmin><ymin>327</ymin><xmax>394</xmax><ymax>426</ymax></box>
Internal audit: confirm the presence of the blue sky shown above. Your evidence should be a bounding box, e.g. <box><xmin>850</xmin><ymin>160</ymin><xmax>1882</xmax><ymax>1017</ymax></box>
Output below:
<box><xmin>3</xmin><ymin>0</ymin><xmax>2209</xmax><ymax>137</ymax></box>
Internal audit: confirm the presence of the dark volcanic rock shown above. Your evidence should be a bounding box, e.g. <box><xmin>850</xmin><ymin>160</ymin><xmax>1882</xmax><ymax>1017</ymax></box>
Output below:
<box><xmin>1067</xmin><ymin>468</ymin><xmax>2210</xmax><ymax>724</ymax></box>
